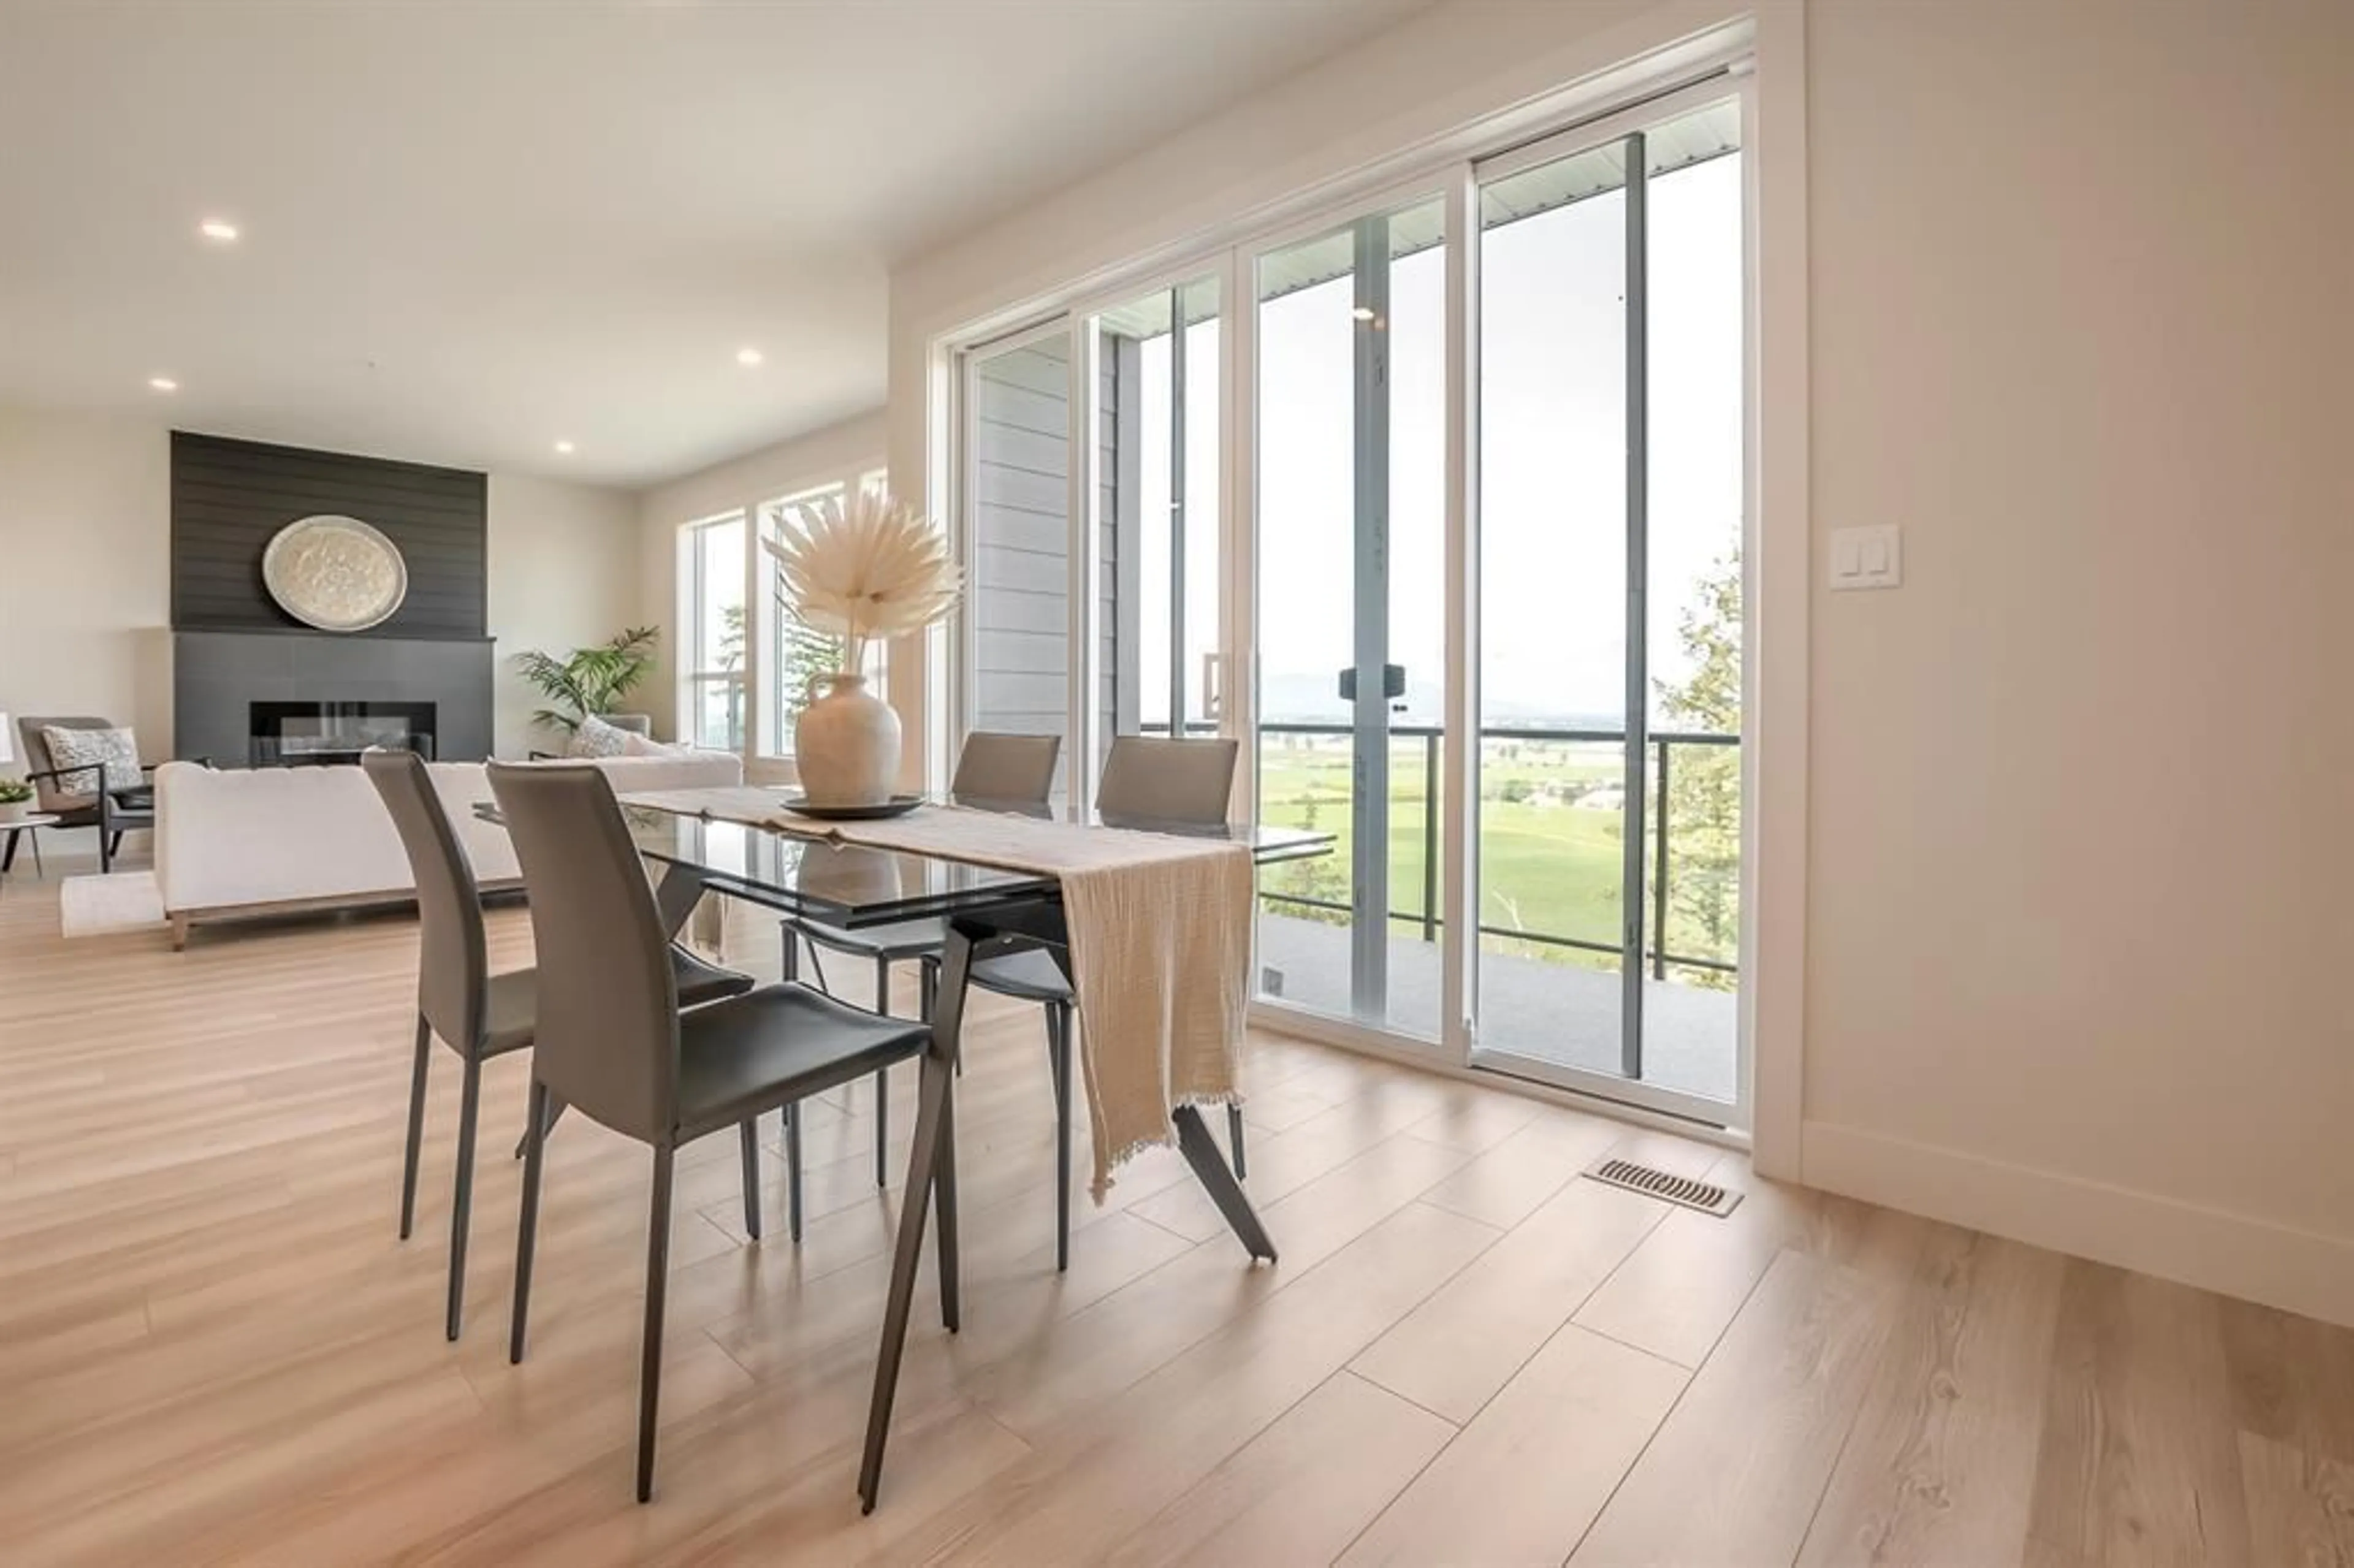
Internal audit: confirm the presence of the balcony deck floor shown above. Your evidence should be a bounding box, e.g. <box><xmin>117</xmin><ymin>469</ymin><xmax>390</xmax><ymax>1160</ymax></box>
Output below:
<box><xmin>1257</xmin><ymin>911</ymin><xmax>1740</xmax><ymax>1105</ymax></box>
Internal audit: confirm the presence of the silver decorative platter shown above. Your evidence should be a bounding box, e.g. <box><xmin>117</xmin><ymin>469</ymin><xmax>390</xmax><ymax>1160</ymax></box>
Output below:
<box><xmin>262</xmin><ymin>514</ymin><xmax>409</xmax><ymax>632</ymax></box>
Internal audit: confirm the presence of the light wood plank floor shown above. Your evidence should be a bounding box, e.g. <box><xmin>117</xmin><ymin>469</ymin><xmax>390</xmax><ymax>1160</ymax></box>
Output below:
<box><xmin>4</xmin><ymin>856</ymin><xmax>2351</xmax><ymax>1566</ymax></box>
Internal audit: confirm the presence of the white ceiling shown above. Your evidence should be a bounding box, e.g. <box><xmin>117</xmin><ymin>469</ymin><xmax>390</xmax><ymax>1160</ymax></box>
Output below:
<box><xmin>0</xmin><ymin>1</ymin><xmax>1426</xmax><ymax>489</ymax></box>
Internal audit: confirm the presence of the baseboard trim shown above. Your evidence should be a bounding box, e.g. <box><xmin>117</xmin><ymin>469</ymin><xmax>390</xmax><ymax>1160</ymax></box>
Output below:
<box><xmin>1802</xmin><ymin>1119</ymin><xmax>2354</xmax><ymax>1328</ymax></box>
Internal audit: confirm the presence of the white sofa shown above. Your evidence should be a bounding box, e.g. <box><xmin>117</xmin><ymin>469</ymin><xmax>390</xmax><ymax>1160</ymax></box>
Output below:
<box><xmin>154</xmin><ymin>752</ymin><xmax>742</xmax><ymax>945</ymax></box>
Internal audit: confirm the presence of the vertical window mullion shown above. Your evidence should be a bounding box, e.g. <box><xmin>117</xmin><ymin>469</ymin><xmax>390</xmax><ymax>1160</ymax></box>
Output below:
<box><xmin>1619</xmin><ymin>129</ymin><xmax>1649</xmax><ymax>1081</ymax></box>
<box><xmin>1350</xmin><ymin>215</ymin><xmax>1392</xmax><ymax>1024</ymax></box>
<box><xmin>1167</xmin><ymin>284</ymin><xmax>1188</xmax><ymax>733</ymax></box>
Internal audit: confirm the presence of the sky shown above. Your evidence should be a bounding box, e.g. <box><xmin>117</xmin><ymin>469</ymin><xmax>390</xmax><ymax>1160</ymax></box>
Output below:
<box><xmin>1244</xmin><ymin>151</ymin><xmax>1743</xmax><ymax>728</ymax></box>
<box><xmin>954</xmin><ymin>139</ymin><xmax>1745</xmax><ymax>740</ymax></box>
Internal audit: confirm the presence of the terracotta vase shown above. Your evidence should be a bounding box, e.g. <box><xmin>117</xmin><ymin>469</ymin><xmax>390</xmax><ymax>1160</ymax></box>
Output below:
<box><xmin>794</xmin><ymin>672</ymin><xmax>899</xmax><ymax>805</ymax></box>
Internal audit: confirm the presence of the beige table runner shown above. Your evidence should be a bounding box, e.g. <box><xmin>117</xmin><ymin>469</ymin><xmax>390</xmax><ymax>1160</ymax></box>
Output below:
<box><xmin>619</xmin><ymin>790</ymin><xmax>1252</xmax><ymax>1194</ymax></box>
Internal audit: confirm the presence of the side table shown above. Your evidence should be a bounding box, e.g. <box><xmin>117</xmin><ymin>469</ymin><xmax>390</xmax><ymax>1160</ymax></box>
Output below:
<box><xmin>0</xmin><ymin>813</ymin><xmax>61</xmax><ymax>885</ymax></box>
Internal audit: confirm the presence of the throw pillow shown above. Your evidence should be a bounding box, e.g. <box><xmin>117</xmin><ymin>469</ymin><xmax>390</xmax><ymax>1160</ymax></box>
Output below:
<box><xmin>619</xmin><ymin>731</ymin><xmax>693</xmax><ymax>758</ymax></box>
<box><xmin>42</xmin><ymin>725</ymin><xmax>141</xmax><ymax>794</ymax></box>
<box><xmin>568</xmin><ymin>715</ymin><xmax>630</xmax><ymax>758</ymax></box>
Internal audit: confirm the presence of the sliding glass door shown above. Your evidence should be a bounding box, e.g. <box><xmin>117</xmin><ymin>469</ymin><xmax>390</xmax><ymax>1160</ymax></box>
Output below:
<box><xmin>1089</xmin><ymin>277</ymin><xmax>1223</xmax><ymax>763</ymax></box>
<box><xmin>1470</xmin><ymin>95</ymin><xmax>1745</xmax><ymax>1113</ymax></box>
<box><xmin>946</xmin><ymin>76</ymin><xmax>1753</xmax><ymax>1129</ymax></box>
<box><xmin>956</xmin><ymin>281</ymin><xmax>1227</xmax><ymax>812</ymax></box>
<box><xmin>1251</xmin><ymin>196</ymin><xmax>1446</xmax><ymax>1040</ymax></box>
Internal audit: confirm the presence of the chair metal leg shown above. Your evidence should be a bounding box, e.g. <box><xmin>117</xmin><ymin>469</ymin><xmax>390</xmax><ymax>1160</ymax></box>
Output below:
<box><xmin>636</xmin><ymin>1144</ymin><xmax>676</xmax><ymax>1504</ymax></box>
<box><xmin>1228</xmin><ymin>1102</ymin><xmax>1248</xmax><ymax>1181</ymax></box>
<box><xmin>780</xmin><ymin>925</ymin><xmax>799</xmax><ymax>982</ymax></box>
<box><xmin>784</xmin><ymin>1101</ymin><xmax>804</xmax><ymax>1243</ymax></box>
<box><xmin>1051</xmin><ymin>1002</ymin><xmax>1072</xmax><ymax>1273</ymax></box>
<box><xmin>446</xmin><ymin>1055</ymin><xmax>483</xmax><ymax>1341</ymax></box>
<box><xmin>510</xmin><ymin>1078</ymin><xmax>549</xmax><ymax>1364</ymax></box>
<box><xmin>1045</xmin><ymin>1003</ymin><xmax>1068</xmax><ymax>1121</ymax></box>
<box><xmin>739</xmin><ymin>1120</ymin><xmax>762</xmax><ymax>1241</ymax></box>
<box><xmin>512</xmin><ymin>1091</ymin><xmax>566</xmax><ymax>1160</ymax></box>
<box><xmin>102</xmin><ymin>830</ymin><xmax>118</xmax><ymax>872</ymax></box>
<box><xmin>874</xmin><ymin>954</ymin><xmax>891</xmax><ymax>1189</ymax></box>
<box><xmin>398</xmin><ymin>1014</ymin><xmax>431</xmax><ymax>1240</ymax></box>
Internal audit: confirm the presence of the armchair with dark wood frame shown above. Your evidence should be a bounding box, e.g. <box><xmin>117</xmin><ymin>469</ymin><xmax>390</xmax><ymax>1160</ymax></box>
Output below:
<box><xmin>10</xmin><ymin>715</ymin><xmax>159</xmax><ymax>874</ymax></box>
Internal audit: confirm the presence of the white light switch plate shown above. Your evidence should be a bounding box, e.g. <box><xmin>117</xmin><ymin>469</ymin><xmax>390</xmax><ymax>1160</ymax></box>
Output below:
<box><xmin>1828</xmin><ymin>525</ymin><xmax>1902</xmax><ymax>590</ymax></box>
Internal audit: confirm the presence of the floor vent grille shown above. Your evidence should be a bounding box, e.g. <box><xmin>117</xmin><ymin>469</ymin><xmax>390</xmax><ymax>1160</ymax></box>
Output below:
<box><xmin>1582</xmin><ymin>1155</ymin><xmax>1742</xmax><ymax>1217</ymax></box>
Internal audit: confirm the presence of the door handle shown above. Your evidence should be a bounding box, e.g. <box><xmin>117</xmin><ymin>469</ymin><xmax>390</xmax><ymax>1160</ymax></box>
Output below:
<box><xmin>1336</xmin><ymin>664</ymin><xmax>1406</xmax><ymax>702</ymax></box>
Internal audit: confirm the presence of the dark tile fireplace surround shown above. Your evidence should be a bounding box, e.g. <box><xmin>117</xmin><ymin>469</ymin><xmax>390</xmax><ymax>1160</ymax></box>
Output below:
<box><xmin>173</xmin><ymin>632</ymin><xmax>490</xmax><ymax>766</ymax></box>
<box><xmin>170</xmin><ymin>433</ymin><xmax>493</xmax><ymax>767</ymax></box>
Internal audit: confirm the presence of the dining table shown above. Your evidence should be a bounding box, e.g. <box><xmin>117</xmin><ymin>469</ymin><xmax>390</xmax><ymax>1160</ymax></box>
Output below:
<box><xmin>483</xmin><ymin>785</ymin><xmax>1331</xmax><ymax>1512</ymax></box>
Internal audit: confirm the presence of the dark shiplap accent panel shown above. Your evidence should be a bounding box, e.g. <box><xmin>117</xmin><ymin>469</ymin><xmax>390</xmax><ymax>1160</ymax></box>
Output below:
<box><xmin>170</xmin><ymin>432</ymin><xmax>487</xmax><ymax>639</ymax></box>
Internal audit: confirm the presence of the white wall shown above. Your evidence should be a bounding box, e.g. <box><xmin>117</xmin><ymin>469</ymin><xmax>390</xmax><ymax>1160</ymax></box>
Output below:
<box><xmin>0</xmin><ymin>407</ymin><xmax>642</xmax><ymax>791</ymax></box>
<box><xmin>1797</xmin><ymin>0</ymin><xmax>2354</xmax><ymax>1322</ymax></box>
<box><xmin>885</xmin><ymin>0</ymin><xmax>2354</xmax><ymax>1326</ymax></box>
<box><xmin>631</xmin><ymin>408</ymin><xmax>886</xmax><ymax>750</ymax></box>
<box><xmin>484</xmin><ymin>473</ymin><xmax>641</xmax><ymax>759</ymax></box>
<box><xmin>0</xmin><ymin>408</ymin><xmax>173</xmax><ymax>760</ymax></box>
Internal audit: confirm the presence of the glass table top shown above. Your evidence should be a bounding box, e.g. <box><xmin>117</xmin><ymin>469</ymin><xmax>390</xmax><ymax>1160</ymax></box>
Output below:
<box><xmin>478</xmin><ymin>789</ymin><xmax>1331</xmax><ymax>928</ymax></box>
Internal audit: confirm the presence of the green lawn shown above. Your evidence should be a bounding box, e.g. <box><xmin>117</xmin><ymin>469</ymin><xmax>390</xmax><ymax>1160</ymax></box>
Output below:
<box><xmin>1253</xmin><ymin>734</ymin><xmax>1735</xmax><ymax>973</ymax></box>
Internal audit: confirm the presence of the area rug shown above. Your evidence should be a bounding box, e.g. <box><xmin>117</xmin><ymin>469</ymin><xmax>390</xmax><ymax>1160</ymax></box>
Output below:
<box><xmin>59</xmin><ymin>870</ymin><xmax>167</xmax><ymax>938</ymax></box>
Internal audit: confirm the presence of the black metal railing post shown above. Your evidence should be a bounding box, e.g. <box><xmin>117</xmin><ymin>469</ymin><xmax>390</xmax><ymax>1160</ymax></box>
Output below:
<box><xmin>1651</xmin><ymin>737</ymin><xmax>1671</xmax><ymax>981</ymax></box>
<box><xmin>1420</xmin><ymin>730</ymin><xmax>1439</xmax><ymax>943</ymax></box>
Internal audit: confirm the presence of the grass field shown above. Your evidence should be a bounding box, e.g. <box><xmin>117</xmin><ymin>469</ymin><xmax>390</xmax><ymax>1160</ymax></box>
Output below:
<box><xmin>1253</xmin><ymin>733</ymin><xmax>1737</xmax><ymax>973</ymax></box>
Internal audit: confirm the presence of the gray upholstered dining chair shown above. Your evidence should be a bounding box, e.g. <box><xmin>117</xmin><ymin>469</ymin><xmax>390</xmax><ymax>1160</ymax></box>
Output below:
<box><xmin>12</xmin><ymin>715</ymin><xmax>156</xmax><ymax>873</ymax></box>
<box><xmin>486</xmin><ymin>759</ymin><xmax>938</xmax><ymax>1504</ymax></box>
<box><xmin>362</xmin><ymin>749</ymin><xmax>755</xmax><ymax>1342</ymax></box>
<box><xmin>967</xmin><ymin>734</ymin><xmax>1247</xmax><ymax>1271</ymax></box>
<box><xmin>775</xmin><ymin>731</ymin><xmax>1061</xmax><ymax>1209</ymax></box>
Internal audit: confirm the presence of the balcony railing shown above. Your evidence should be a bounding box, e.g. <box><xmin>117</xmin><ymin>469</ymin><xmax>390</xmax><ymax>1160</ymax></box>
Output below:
<box><xmin>1152</xmin><ymin>720</ymin><xmax>1739</xmax><ymax>980</ymax></box>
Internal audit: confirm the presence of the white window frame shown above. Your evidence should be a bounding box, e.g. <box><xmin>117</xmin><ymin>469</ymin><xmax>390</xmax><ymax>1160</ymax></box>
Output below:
<box><xmin>677</xmin><ymin>509</ymin><xmax>749</xmax><ymax>756</ymax></box>
<box><xmin>925</xmin><ymin>26</ymin><xmax>1786</xmax><ymax>1151</ymax></box>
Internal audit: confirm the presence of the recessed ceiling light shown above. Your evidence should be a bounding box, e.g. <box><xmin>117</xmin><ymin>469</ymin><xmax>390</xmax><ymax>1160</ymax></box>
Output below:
<box><xmin>198</xmin><ymin>218</ymin><xmax>240</xmax><ymax>242</ymax></box>
<box><xmin>736</xmin><ymin>346</ymin><xmax>764</xmax><ymax>367</ymax></box>
<box><xmin>148</xmin><ymin>376</ymin><xmax>178</xmax><ymax>392</ymax></box>
<box><xmin>553</xmin><ymin>439</ymin><xmax>576</xmax><ymax>455</ymax></box>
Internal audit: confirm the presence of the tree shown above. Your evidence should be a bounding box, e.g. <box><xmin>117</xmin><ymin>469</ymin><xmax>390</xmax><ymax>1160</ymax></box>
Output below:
<box><xmin>1653</xmin><ymin>550</ymin><xmax>1742</xmax><ymax>988</ymax></box>
<box><xmin>775</xmin><ymin>612</ymin><xmax>843</xmax><ymax>735</ymax></box>
<box><xmin>1263</xmin><ymin>794</ymin><xmax>1352</xmax><ymax>928</ymax></box>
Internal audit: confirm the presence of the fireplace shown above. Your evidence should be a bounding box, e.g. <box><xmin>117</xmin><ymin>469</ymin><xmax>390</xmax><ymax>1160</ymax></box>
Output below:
<box><xmin>249</xmin><ymin>700</ymin><xmax>438</xmax><ymax>767</ymax></box>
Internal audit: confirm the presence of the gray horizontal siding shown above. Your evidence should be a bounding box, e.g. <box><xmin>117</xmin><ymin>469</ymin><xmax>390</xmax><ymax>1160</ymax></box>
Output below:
<box><xmin>973</xmin><ymin>340</ymin><xmax>1073</xmax><ymax>790</ymax></box>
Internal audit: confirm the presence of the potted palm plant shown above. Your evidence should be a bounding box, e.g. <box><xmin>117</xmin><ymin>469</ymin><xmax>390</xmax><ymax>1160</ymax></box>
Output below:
<box><xmin>763</xmin><ymin>490</ymin><xmax>962</xmax><ymax>804</ymax></box>
<box><xmin>514</xmin><ymin>626</ymin><xmax>661</xmax><ymax>737</ymax></box>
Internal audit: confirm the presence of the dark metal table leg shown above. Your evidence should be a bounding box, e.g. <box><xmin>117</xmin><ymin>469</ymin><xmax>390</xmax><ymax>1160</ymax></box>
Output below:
<box><xmin>650</xmin><ymin>865</ymin><xmax>706</xmax><ymax>940</ymax></box>
<box><xmin>858</xmin><ymin>920</ymin><xmax>972</xmax><ymax>1514</ymax></box>
<box><xmin>1174</xmin><ymin>1105</ymin><xmax>1278</xmax><ymax>1263</ymax></box>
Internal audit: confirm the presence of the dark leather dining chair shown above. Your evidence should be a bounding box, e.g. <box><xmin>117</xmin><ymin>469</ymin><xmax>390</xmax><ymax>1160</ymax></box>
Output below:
<box><xmin>487</xmin><ymin>759</ymin><xmax>939</xmax><ymax>1504</ymax></box>
<box><xmin>967</xmin><ymin>734</ymin><xmax>1248</xmax><ymax>1270</ymax></box>
<box><xmin>776</xmin><ymin>731</ymin><xmax>1060</xmax><ymax>1212</ymax></box>
<box><xmin>363</xmin><ymin>749</ymin><xmax>754</xmax><ymax>1342</ymax></box>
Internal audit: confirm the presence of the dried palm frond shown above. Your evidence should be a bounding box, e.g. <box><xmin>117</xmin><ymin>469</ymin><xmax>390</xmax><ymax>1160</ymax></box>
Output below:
<box><xmin>761</xmin><ymin>489</ymin><xmax>962</xmax><ymax>672</ymax></box>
